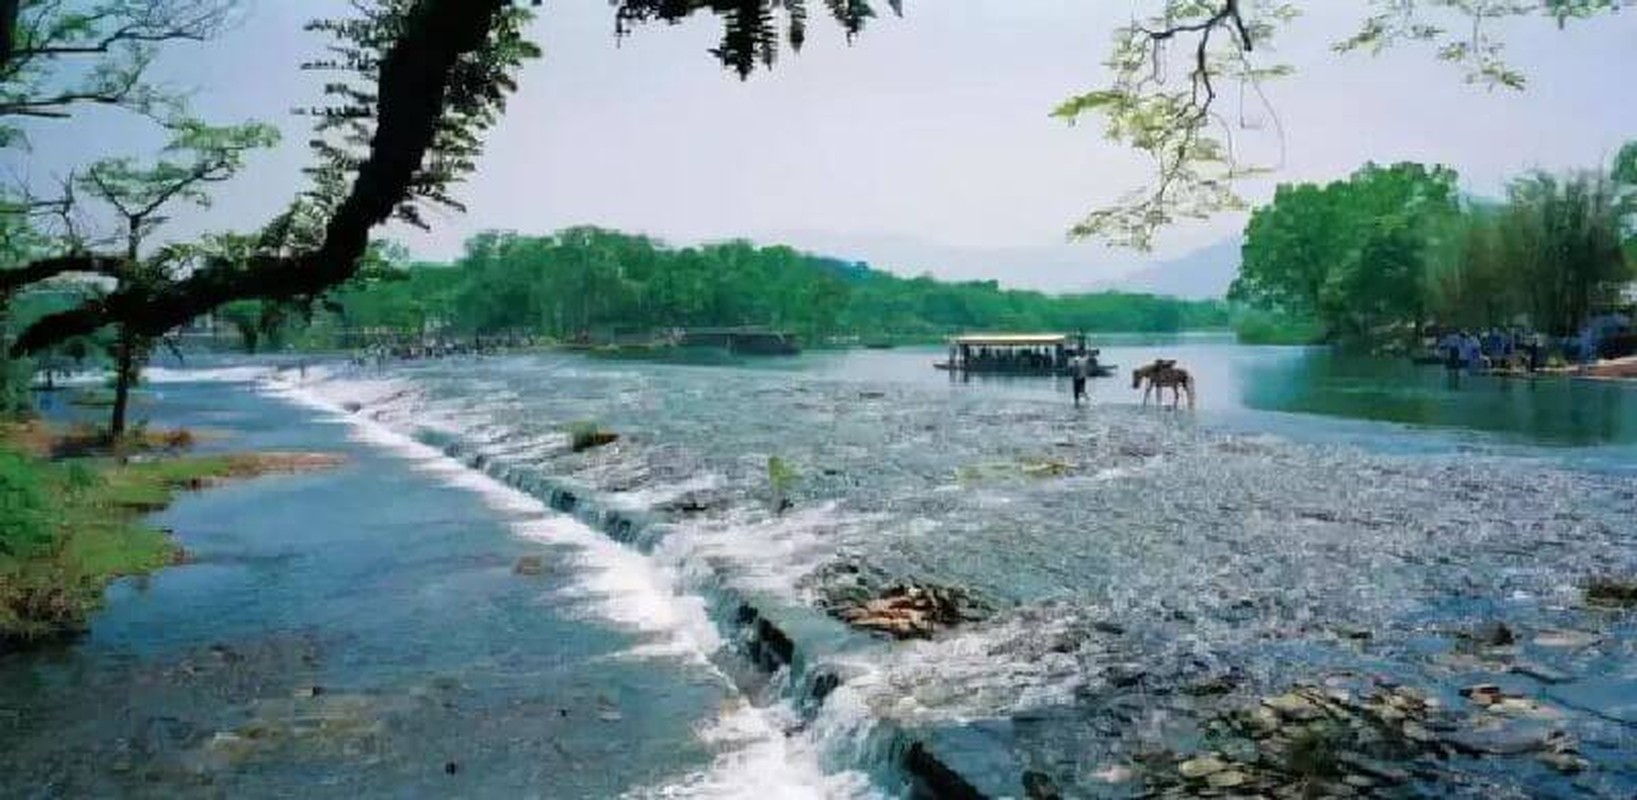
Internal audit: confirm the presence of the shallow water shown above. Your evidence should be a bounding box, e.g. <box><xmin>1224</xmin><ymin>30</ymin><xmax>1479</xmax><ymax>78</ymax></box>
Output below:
<box><xmin>6</xmin><ymin>340</ymin><xmax>1637</xmax><ymax>798</ymax></box>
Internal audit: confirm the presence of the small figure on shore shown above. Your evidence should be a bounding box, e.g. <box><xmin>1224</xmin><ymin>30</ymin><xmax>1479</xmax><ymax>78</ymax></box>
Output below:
<box><xmin>1068</xmin><ymin>349</ymin><xmax>1092</xmax><ymax>407</ymax></box>
<box><xmin>1132</xmin><ymin>359</ymin><xmax>1196</xmax><ymax>410</ymax></box>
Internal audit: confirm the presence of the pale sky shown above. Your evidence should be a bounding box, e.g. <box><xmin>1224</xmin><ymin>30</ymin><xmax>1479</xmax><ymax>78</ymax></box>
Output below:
<box><xmin>9</xmin><ymin>1</ymin><xmax>1636</xmax><ymax>290</ymax></box>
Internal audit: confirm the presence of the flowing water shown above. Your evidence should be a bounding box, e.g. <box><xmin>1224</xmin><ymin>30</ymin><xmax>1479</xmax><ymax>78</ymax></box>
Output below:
<box><xmin>4</xmin><ymin>335</ymin><xmax>1637</xmax><ymax>798</ymax></box>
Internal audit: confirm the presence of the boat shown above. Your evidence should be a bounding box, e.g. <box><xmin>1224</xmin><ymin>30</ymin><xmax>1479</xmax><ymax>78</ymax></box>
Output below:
<box><xmin>934</xmin><ymin>333</ymin><xmax>1115</xmax><ymax>377</ymax></box>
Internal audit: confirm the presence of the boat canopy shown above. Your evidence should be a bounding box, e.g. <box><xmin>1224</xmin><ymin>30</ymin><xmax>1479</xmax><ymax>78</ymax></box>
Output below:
<box><xmin>949</xmin><ymin>333</ymin><xmax>1073</xmax><ymax>347</ymax></box>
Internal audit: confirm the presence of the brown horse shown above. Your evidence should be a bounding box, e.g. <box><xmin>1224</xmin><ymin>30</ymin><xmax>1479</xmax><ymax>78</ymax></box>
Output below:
<box><xmin>1131</xmin><ymin>359</ymin><xmax>1196</xmax><ymax>409</ymax></box>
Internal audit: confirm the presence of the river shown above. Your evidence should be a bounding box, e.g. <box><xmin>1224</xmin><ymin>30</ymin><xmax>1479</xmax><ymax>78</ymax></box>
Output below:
<box><xmin>3</xmin><ymin>335</ymin><xmax>1635</xmax><ymax>798</ymax></box>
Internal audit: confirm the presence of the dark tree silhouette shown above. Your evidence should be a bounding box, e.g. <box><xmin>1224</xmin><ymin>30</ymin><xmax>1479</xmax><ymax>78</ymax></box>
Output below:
<box><xmin>8</xmin><ymin>0</ymin><xmax>897</xmax><ymax>356</ymax></box>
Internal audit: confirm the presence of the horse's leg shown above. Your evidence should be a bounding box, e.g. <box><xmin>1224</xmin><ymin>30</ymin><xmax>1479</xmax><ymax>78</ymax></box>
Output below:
<box><xmin>1170</xmin><ymin>383</ymin><xmax>1180</xmax><ymax>410</ymax></box>
<box><xmin>1186</xmin><ymin>378</ymin><xmax>1196</xmax><ymax>410</ymax></box>
<box><xmin>1141</xmin><ymin>381</ymin><xmax>1150</xmax><ymax>407</ymax></box>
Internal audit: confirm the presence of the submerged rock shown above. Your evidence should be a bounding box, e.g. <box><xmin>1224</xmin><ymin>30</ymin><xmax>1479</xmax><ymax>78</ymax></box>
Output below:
<box><xmin>1020</xmin><ymin>770</ymin><xmax>1060</xmax><ymax>799</ymax></box>
<box><xmin>1583</xmin><ymin>577</ymin><xmax>1637</xmax><ymax>608</ymax></box>
<box><xmin>568</xmin><ymin>424</ymin><xmax>619</xmax><ymax>453</ymax></box>
<box><xmin>1177</xmin><ymin>754</ymin><xmax>1228</xmax><ymax>779</ymax></box>
<box><xmin>513</xmin><ymin>555</ymin><xmax>546</xmax><ymax>576</ymax></box>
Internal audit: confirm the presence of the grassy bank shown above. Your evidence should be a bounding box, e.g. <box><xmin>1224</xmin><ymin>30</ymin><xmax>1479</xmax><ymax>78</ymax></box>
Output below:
<box><xmin>0</xmin><ymin>424</ymin><xmax>341</xmax><ymax>647</ymax></box>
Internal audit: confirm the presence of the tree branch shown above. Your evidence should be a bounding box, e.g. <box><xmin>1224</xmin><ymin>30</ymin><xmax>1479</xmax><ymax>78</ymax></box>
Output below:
<box><xmin>0</xmin><ymin>254</ymin><xmax>126</xmax><ymax>296</ymax></box>
<box><xmin>13</xmin><ymin>0</ymin><xmax>519</xmax><ymax>355</ymax></box>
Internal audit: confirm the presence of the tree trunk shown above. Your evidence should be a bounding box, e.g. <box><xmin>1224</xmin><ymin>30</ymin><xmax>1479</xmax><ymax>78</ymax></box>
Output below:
<box><xmin>110</xmin><ymin>327</ymin><xmax>136</xmax><ymax>438</ymax></box>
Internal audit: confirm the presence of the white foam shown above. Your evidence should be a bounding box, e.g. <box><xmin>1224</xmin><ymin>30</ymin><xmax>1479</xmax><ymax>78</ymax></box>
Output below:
<box><xmin>657</xmin><ymin>503</ymin><xmax>885</xmax><ymax>597</ymax></box>
<box><xmin>265</xmin><ymin>375</ymin><xmax>723</xmax><ymax>658</ymax></box>
<box><xmin>623</xmin><ymin>699</ymin><xmax>881</xmax><ymax>800</ymax></box>
<box><xmin>145</xmin><ymin>365</ymin><xmax>279</xmax><ymax>384</ymax></box>
<box><xmin>259</xmin><ymin>370</ymin><xmax>874</xmax><ymax>798</ymax></box>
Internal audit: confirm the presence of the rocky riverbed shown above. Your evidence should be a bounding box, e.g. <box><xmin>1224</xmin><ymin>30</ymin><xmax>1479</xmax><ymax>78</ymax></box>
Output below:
<box><xmin>289</xmin><ymin>348</ymin><xmax>1637</xmax><ymax>797</ymax></box>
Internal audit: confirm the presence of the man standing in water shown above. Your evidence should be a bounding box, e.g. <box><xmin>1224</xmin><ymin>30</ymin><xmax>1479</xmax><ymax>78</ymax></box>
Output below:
<box><xmin>1069</xmin><ymin>349</ymin><xmax>1092</xmax><ymax>407</ymax></box>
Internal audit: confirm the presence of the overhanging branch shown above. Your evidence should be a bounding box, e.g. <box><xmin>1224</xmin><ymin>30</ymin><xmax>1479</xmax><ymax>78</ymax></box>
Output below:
<box><xmin>12</xmin><ymin>0</ymin><xmax>520</xmax><ymax>355</ymax></box>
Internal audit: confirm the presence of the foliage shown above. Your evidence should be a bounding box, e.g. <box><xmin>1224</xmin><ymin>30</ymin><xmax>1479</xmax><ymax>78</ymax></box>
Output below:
<box><xmin>6</xmin><ymin>1</ymin><xmax>542</xmax><ymax>356</ymax></box>
<box><xmin>1056</xmin><ymin>0</ymin><xmax>1627</xmax><ymax>248</ymax></box>
<box><xmin>0</xmin><ymin>428</ymin><xmax>344</xmax><ymax>645</ymax></box>
<box><xmin>766</xmin><ymin>454</ymin><xmax>796</xmax><ymax>513</ymax></box>
<box><xmin>1232</xmin><ymin>154</ymin><xmax>1635</xmax><ymax>342</ymax></box>
<box><xmin>0</xmin><ymin>447</ymin><xmax>53</xmax><ymax>557</ymax></box>
<box><xmin>306</xmin><ymin>227</ymin><xmax>1227</xmax><ymax>344</ymax></box>
<box><xmin>1230</xmin><ymin>307</ymin><xmax>1326</xmax><ymax>346</ymax></box>
<box><xmin>0</xmin><ymin>1</ymin><xmax>236</xmax><ymax>139</ymax></box>
<box><xmin>74</xmin><ymin>117</ymin><xmax>279</xmax><ymax>435</ymax></box>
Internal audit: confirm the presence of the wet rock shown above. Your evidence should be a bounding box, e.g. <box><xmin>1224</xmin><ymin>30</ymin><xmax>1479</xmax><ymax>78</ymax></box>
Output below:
<box><xmin>342</xmin><ymin>401</ymin><xmax>363</xmax><ymax>413</ymax></box>
<box><xmin>1460</xmin><ymin>683</ymin><xmax>1504</xmax><ymax>707</ymax></box>
<box><xmin>291</xmin><ymin>686</ymin><xmax>324</xmax><ymax>699</ymax></box>
<box><xmin>656</xmin><ymin>490</ymin><xmax>728</xmax><ymax>515</ymax></box>
<box><xmin>1583</xmin><ymin>577</ymin><xmax>1637</xmax><ymax>608</ymax></box>
<box><xmin>837</xmin><ymin>589</ymin><xmax>944</xmax><ymax>639</ymax></box>
<box><xmin>1020</xmin><ymin>770</ymin><xmax>1060</xmax><ymax>799</ymax></box>
<box><xmin>568</xmin><ymin>426</ymin><xmax>619</xmax><ymax>453</ymax></box>
<box><xmin>1539</xmin><ymin>749</ymin><xmax>1588</xmax><ymax>773</ymax></box>
<box><xmin>1538</xmin><ymin>731</ymin><xmax>1588</xmax><ymax>773</ymax></box>
<box><xmin>512</xmin><ymin>555</ymin><xmax>546</xmax><ymax>576</ymax></box>
<box><xmin>811</xmin><ymin>560</ymin><xmax>991</xmax><ymax>640</ymax></box>
<box><xmin>1489</xmin><ymin>696</ymin><xmax>1562</xmax><ymax>719</ymax></box>
<box><xmin>1183</xmin><ymin>674</ymin><xmax>1238</xmax><ymax>696</ymax></box>
<box><xmin>1177</xmin><ymin>754</ymin><xmax>1228</xmax><ymax>779</ymax></box>
<box><xmin>444</xmin><ymin>761</ymin><xmax>460</xmax><ymax>775</ymax></box>
<box><xmin>1460</xmin><ymin>621</ymin><xmax>1516</xmax><ymax>647</ymax></box>
<box><xmin>1263</xmin><ymin>692</ymin><xmax>1322</xmax><ymax>721</ymax></box>
<box><xmin>1206</xmin><ymin>769</ymin><xmax>1248</xmax><ymax>789</ymax></box>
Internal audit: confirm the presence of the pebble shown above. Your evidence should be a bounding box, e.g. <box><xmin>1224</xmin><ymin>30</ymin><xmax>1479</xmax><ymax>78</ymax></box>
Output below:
<box><xmin>1539</xmin><ymin>750</ymin><xmax>1588</xmax><ymax>774</ymax></box>
<box><xmin>1178</xmin><ymin>755</ymin><xmax>1228</xmax><ymax>779</ymax></box>
<box><xmin>1263</xmin><ymin>692</ymin><xmax>1321</xmax><ymax>721</ymax></box>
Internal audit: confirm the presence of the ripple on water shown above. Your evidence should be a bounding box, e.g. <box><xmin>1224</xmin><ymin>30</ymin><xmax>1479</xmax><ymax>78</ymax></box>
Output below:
<box><xmin>282</xmin><ymin>354</ymin><xmax>1637</xmax><ymax>797</ymax></box>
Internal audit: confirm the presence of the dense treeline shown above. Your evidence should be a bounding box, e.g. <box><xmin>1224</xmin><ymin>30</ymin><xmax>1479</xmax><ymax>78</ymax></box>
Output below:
<box><xmin>1230</xmin><ymin>152</ymin><xmax>1637</xmax><ymax>344</ymax></box>
<box><xmin>291</xmin><ymin>227</ymin><xmax>1227</xmax><ymax>346</ymax></box>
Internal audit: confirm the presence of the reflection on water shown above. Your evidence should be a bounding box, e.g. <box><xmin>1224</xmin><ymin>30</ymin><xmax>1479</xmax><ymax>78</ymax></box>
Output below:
<box><xmin>781</xmin><ymin>336</ymin><xmax>1637</xmax><ymax>462</ymax></box>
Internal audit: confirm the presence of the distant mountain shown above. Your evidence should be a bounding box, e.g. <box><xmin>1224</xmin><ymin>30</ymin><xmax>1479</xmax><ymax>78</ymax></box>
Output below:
<box><xmin>1103</xmin><ymin>238</ymin><xmax>1241</xmax><ymax>300</ymax></box>
<box><xmin>762</xmin><ymin>230</ymin><xmax>1145</xmax><ymax>290</ymax></box>
<box><xmin>758</xmin><ymin>229</ymin><xmax>1241</xmax><ymax>298</ymax></box>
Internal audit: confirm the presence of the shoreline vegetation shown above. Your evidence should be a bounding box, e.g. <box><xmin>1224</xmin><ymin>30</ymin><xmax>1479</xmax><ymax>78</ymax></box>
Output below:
<box><xmin>199</xmin><ymin>228</ymin><xmax>1234</xmax><ymax>353</ymax></box>
<box><xmin>0</xmin><ymin>421</ymin><xmax>342</xmax><ymax>649</ymax></box>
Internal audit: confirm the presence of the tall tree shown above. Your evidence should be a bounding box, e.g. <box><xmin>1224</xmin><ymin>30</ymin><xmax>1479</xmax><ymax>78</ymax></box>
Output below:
<box><xmin>6</xmin><ymin>0</ymin><xmax>1632</xmax><ymax>360</ymax></box>
<box><xmin>76</xmin><ymin>118</ymin><xmax>277</xmax><ymax>435</ymax></box>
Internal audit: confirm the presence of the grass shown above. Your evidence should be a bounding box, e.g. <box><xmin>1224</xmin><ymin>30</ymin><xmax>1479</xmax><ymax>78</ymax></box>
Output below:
<box><xmin>0</xmin><ymin>426</ymin><xmax>343</xmax><ymax>647</ymax></box>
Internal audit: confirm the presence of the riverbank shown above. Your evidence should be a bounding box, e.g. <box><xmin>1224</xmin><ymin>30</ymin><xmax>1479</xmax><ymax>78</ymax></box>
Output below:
<box><xmin>0</xmin><ymin>420</ymin><xmax>343</xmax><ymax>648</ymax></box>
<box><xmin>0</xmin><ymin>374</ymin><xmax>860</xmax><ymax>798</ymax></box>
